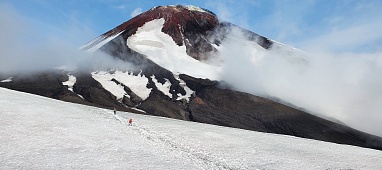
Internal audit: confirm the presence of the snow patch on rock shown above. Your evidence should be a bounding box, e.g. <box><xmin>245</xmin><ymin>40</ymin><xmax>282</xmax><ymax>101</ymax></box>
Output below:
<box><xmin>0</xmin><ymin>77</ymin><xmax>12</xmax><ymax>83</ymax></box>
<box><xmin>112</xmin><ymin>70</ymin><xmax>151</xmax><ymax>100</ymax></box>
<box><xmin>151</xmin><ymin>75</ymin><xmax>172</xmax><ymax>98</ymax></box>
<box><xmin>62</xmin><ymin>75</ymin><xmax>76</xmax><ymax>92</ymax></box>
<box><xmin>131</xmin><ymin>107</ymin><xmax>147</xmax><ymax>113</ymax></box>
<box><xmin>92</xmin><ymin>71</ymin><xmax>128</xmax><ymax>101</ymax></box>
<box><xmin>92</xmin><ymin>70</ymin><xmax>152</xmax><ymax>100</ymax></box>
<box><xmin>184</xmin><ymin>5</ymin><xmax>209</xmax><ymax>13</ymax></box>
<box><xmin>174</xmin><ymin>74</ymin><xmax>194</xmax><ymax>101</ymax></box>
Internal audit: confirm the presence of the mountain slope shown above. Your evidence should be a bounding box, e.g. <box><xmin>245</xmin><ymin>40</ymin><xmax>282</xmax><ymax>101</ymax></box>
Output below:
<box><xmin>1</xmin><ymin>87</ymin><xmax>382</xmax><ymax>169</ymax></box>
<box><xmin>82</xmin><ymin>5</ymin><xmax>272</xmax><ymax>61</ymax></box>
<box><xmin>1</xmin><ymin>5</ymin><xmax>382</xmax><ymax>151</ymax></box>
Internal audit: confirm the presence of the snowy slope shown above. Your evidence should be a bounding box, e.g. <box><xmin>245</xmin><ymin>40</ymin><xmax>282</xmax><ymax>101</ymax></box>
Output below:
<box><xmin>1</xmin><ymin>87</ymin><xmax>381</xmax><ymax>170</ymax></box>
<box><xmin>127</xmin><ymin>18</ymin><xmax>221</xmax><ymax>80</ymax></box>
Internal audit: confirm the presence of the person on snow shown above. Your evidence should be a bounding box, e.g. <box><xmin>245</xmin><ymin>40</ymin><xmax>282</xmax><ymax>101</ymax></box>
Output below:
<box><xmin>113</xmin><ymin>107</ymin><xmax>116</xmax><ymax>115</ymax></box>
<box><xmin>129</xmin><ymin>118</ymin><xmax>133</xmax><ymax>126</ymax></box>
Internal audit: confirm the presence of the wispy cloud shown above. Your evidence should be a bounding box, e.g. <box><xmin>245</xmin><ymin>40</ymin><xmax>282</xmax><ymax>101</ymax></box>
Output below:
<box><xmin>205</xmin><ymin>0</ymin><xmax>382</xmax><ymax>54</ymax></box>
<box><xmin>300</xmin><ymin>1</ymin><xmax>382</xmax><ymax>53</ymax></box>
<box><xmin>205</xmin><ymin>0</ymin><xmax>253</xmax><ymax>29</ymax></box>
<box><xmin>115</xmin><ymin>4</ymin><xmax>126</xmax><ymax>10</ymax></box>
<box><xmin>0</xmin><ymin>8</ymin><xmax>85</xmax><ymax>74</ymax></box>
<box><xmin>130</xmin><ymin>7</ymin><xmax>142</xmax><ymax>17</ymax></box>
<box><xmin>0</xmin><ymin>3</ymin><xmax>120</xmax><ymax>75</ymax></box>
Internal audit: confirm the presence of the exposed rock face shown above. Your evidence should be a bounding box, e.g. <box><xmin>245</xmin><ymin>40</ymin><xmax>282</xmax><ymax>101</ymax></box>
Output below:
<box><xmin>1</xmin><ymin>5</ymin><xmax>382</xmax><ymax>151</ymax></box>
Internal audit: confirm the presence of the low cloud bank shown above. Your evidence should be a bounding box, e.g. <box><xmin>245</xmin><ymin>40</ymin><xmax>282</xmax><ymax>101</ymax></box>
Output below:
<box><xmin>218</xmin><ymin>27</ymin><xmax>382</xmax><ymax>137</ymax></box>
<box><xmin>0</xmin><ymin>4</ymin><xmax>131</xmax><ymax>76</ymax></box>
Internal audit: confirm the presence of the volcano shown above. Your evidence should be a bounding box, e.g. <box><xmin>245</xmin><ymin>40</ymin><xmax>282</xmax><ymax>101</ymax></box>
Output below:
<box><xmin>82</xmin><ymin>5</ymin><xmax>272</xmax><ymax>60</ymax></box>
<box><xmin>1</xmin><ymin>5</ymin><xmax>382</xmax><ymax>150</ymax></box>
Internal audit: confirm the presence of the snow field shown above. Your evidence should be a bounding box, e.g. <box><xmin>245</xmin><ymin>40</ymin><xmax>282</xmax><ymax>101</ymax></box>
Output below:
<box><xmin>127</xmin><ymin>18</ymin><xmax>221</xmax><ymax>80</ymax></box>
<box><xmin>0</xmin><ymin>88</ymin><xmax>198</xmax><ymax>169</ymax></box>
<box><xmin>1</xmin><ymin>87</ymin><xmax>382</xmax><ymax>170</ymax></box>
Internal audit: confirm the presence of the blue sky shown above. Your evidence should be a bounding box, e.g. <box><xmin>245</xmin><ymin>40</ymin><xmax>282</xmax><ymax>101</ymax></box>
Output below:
<box><xmin>1</xmin><ymin>0</ymin><xmax>382</xmax><ymax>53</ymax></box>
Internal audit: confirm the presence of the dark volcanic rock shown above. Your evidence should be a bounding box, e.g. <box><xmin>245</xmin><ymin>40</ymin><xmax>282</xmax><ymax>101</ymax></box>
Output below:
<box><xmin>138</xmin><ymin>93</ymin><xmax>190</xmax><ymax>120</ymax></box>
<box><xmin>0</xmin><ymin>73</ymin><xmax>66</xmax><ymax>98</ymax></box>
<box><xmin>0</xmin><ymin>72</ymin><xmax>142</xmax><ymax>113</ymax></box>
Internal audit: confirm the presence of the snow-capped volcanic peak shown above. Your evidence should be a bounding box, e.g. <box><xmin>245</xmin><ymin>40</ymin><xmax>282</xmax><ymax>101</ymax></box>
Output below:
<box><xmin>184</xmin><ymin>5</ymin><xmax>208</xmax><ymax>13</ymax></box>
<box><xmin>82</xmin><ymin>5</ymin><xmax>218</xmax><ymax>58</ymax></box>
<box><xmin>167</xmin><ymin>5</ymin><xmax>211</xmax><ymax>13</ymax></box>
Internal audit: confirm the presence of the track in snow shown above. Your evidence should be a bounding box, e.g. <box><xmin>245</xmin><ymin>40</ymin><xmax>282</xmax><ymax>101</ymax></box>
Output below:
<box><xmin>113</xmin><ymin>113</ymin><xmax>241</xmax><ymax>170</ymax></box>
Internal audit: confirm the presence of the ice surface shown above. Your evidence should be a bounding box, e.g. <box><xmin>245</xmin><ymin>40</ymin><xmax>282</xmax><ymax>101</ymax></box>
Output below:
<box><xmin>1</xmin><ymin>87</ymin><xmax>382</xmax><ymax>169</ymax></box>
<box><xmin>127</xmin><ymin>18</ymin><xmax>221</xmax><ymax>80</ymax></box>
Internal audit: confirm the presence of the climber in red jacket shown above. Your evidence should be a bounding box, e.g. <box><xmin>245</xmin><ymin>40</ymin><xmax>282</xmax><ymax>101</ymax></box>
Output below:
<box><xmin>129</xmin><ymin>118</ymin><xmax>133</xmax><ymax>126</ymax></box>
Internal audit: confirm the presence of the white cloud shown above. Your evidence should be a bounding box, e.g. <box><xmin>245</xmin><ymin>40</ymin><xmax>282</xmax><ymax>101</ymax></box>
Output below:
<box><xmin>130</xmin><ymin>7</ymin><xmax>142</xmax><ymax>17</ymax></box>
<box><xmin>116</xmin><ymin>4</ymin><xmax>126</xmax><ymax>10</ymax></box>
<box><xmin>216</xmin><ymin>26</ymin><xmax>382</xmax><ymax>137</ymax></box>
<box><xmin>0</xmin><ymin>4</ymin><xmax>129</xmax><ymax>75</ymax></box>
<box><xmin>205</xmin><ymin>0</ymin><xmax>252</xmax><ymax>29</ymax></box>
<box><xmin>195</xmin><ymin>0</ymin><xmax>382</xmax><ymax>136</ymax></box>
